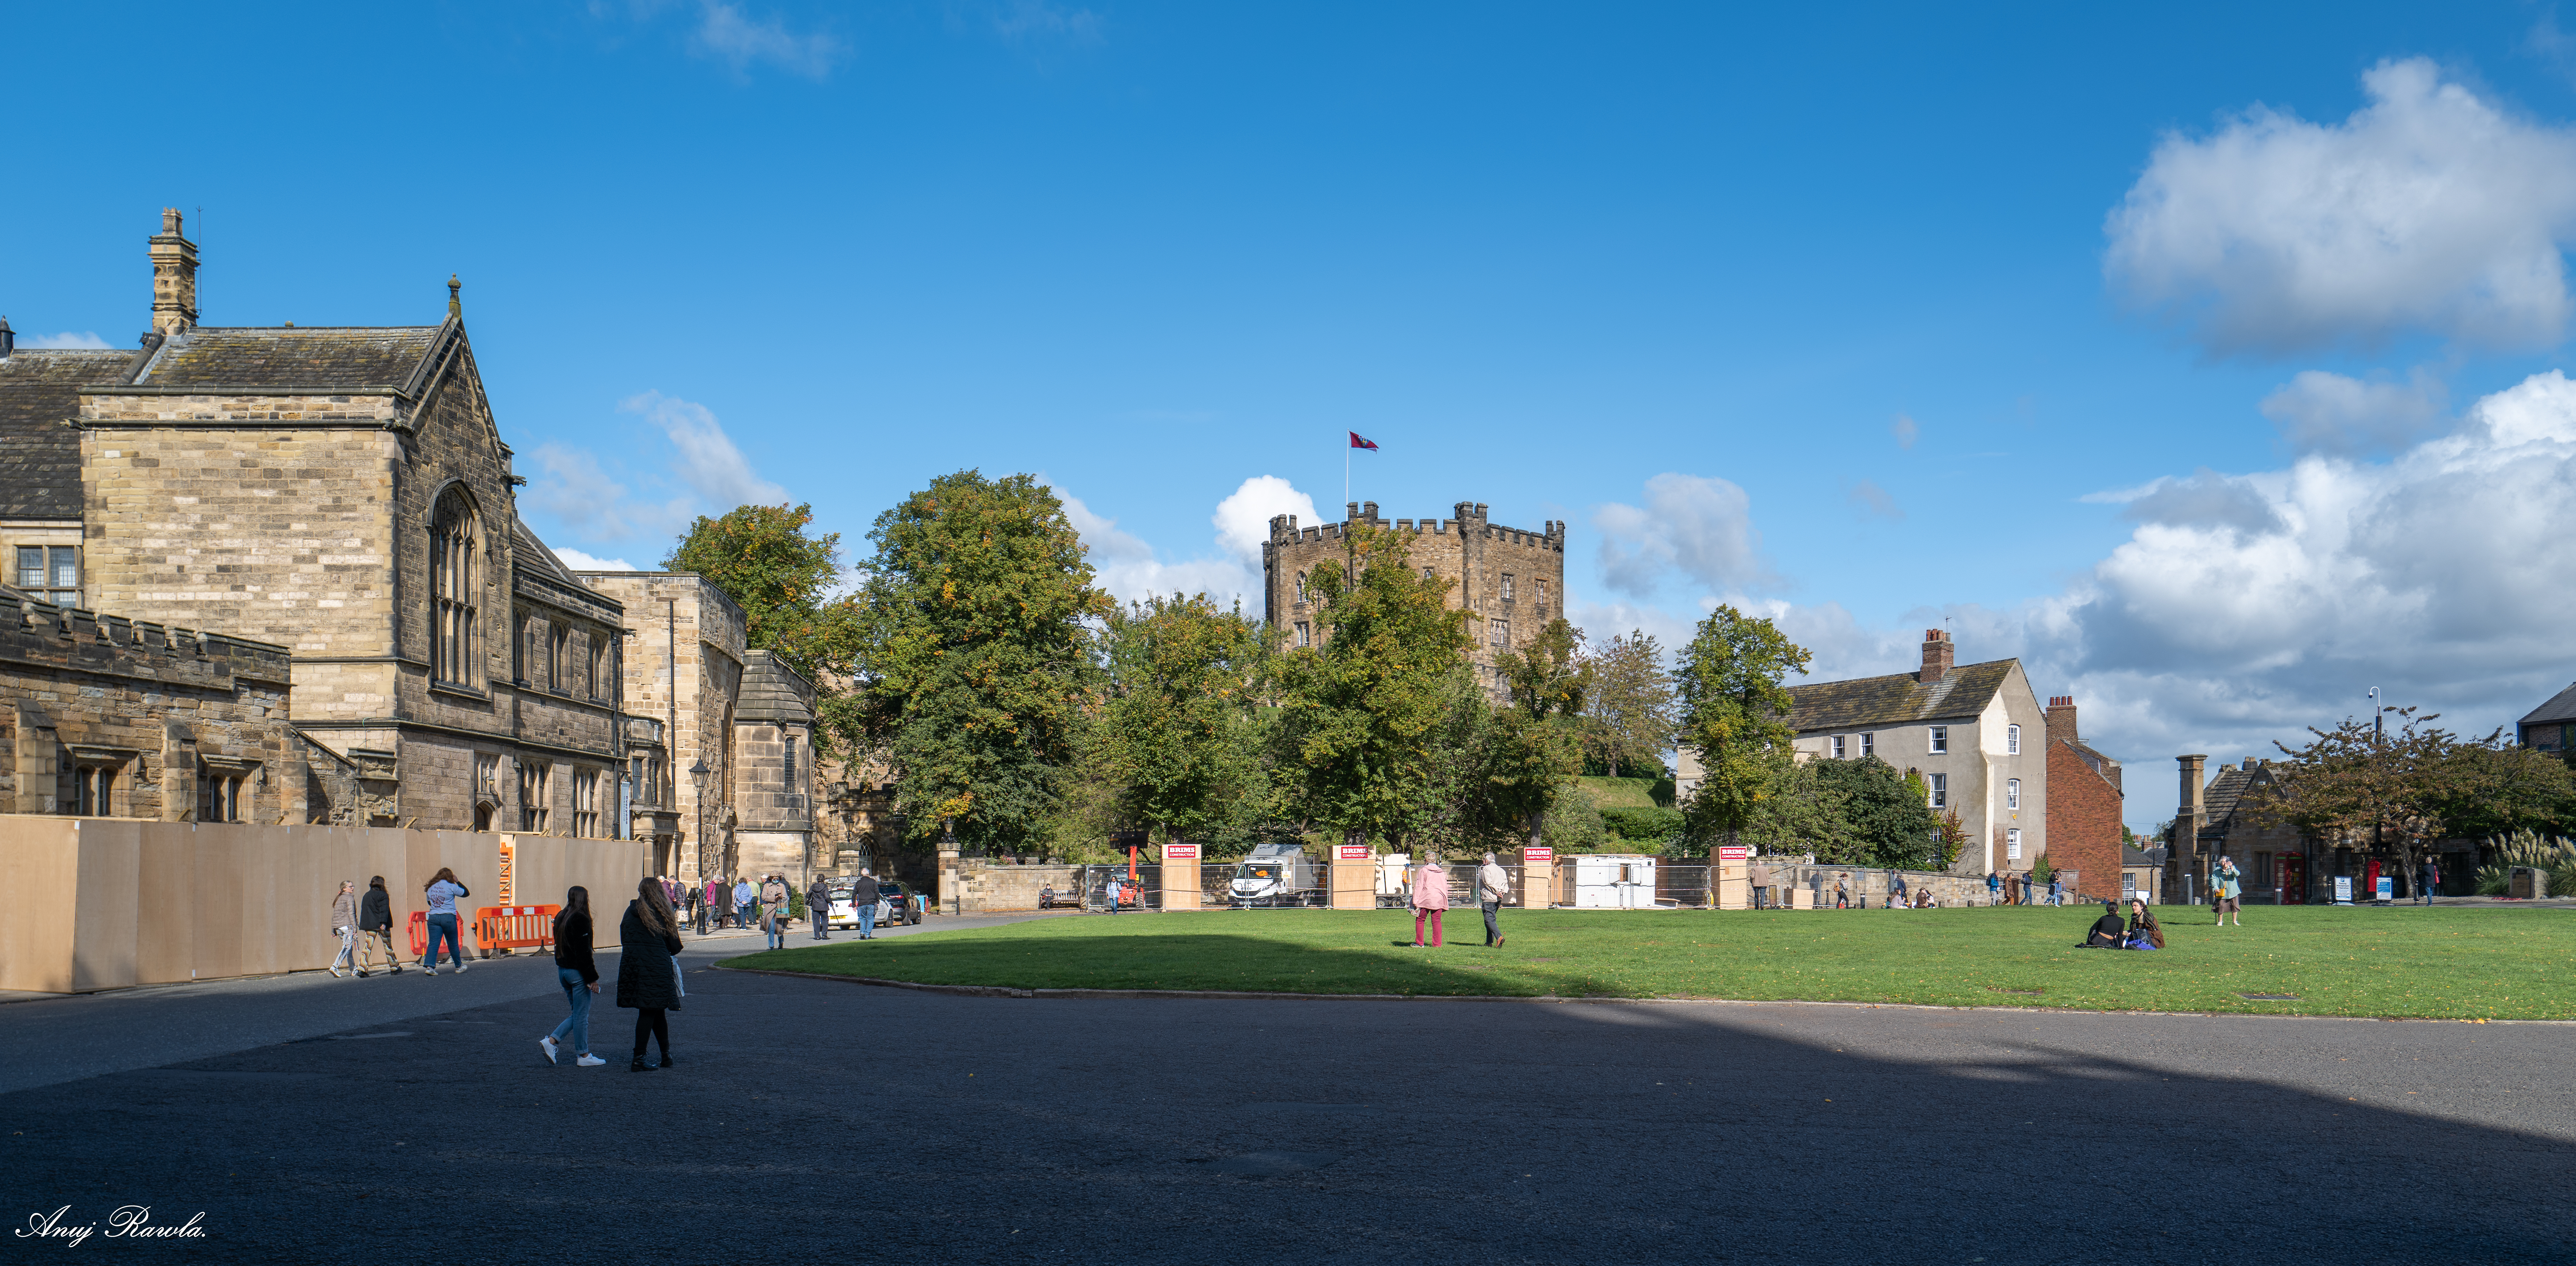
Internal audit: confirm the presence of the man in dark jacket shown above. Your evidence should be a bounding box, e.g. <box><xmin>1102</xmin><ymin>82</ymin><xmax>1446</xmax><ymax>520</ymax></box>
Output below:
<box><xmin>809</xmin><ymin>876</ymin><xmax>833</xmax><ymax>940</ymax></box>
<box><xmin>356</xmin><ymin>876</ymin><xmax>400</xmax><ymax>977</ymax></box>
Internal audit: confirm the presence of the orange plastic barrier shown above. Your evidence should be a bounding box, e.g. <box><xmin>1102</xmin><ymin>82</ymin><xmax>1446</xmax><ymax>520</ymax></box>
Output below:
<box><xmin>407</xmin><ymin>910</ymin><xmax>427</xmax><ymax>958</ymax></box>
<box><xmin>472</xmin><ymin>905</ymin><xmax>559</xmax><ymax>957</ymax></box>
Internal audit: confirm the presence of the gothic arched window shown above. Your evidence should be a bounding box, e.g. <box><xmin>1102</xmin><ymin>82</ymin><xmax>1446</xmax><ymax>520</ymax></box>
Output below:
<box><xmin>431</xmin><ymin>488</ymin><xmax>480</xmax><ymax>686</ymax></box>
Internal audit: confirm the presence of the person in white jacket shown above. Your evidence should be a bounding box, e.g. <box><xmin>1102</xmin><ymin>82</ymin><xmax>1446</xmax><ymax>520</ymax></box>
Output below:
<box><xmin>1478</xmin><ymin>853</ymin><xmax>1512</xmax><ymax>947</ymax></box>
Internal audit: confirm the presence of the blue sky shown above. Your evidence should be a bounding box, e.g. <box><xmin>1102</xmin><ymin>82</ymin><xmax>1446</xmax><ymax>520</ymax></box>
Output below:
<box><xmin>12</xmin><ymin>2</ymin><xmax>2576</xmax><ymax>830</ymax></box>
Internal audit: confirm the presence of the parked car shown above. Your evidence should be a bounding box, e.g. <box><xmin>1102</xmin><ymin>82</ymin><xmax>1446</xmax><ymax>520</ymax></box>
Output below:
<box><xmin>820</xmin><ymin>879</ymin><xmax>872</xmax><ymax>930</ymax></box>
<box><xmin>876</xmin><ymin>879</ymin><xmax>924</xmax><ymax>926</ymax></box>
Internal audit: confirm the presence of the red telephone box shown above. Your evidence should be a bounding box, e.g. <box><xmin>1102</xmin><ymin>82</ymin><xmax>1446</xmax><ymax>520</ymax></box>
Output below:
<box><xmin>2279</xmin><ymin>854</ymin><xmax>2306</xmax><ymax>904</ymax></box>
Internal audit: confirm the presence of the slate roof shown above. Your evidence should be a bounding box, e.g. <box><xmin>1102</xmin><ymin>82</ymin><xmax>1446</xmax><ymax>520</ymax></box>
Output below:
<box><xmin>1785</xmin><ymin>659</ymin><xmax>2018</xmax><ymax>733</ymax></box>
<box><xmin>130</xmin><ymin>326</ymin><xmax>443</xmax><ymax>391</ymax></box>
<box><xmin>0</xmin><ymin>348</ymin><xmax>134</xmax><ymax>519</ymax></box>
<box><xmin>511</xmin><ymin>517</ymin><xmax>580</xmax><ymax>585</ymax></box>
<box><xmin>738</xmin><ymin>650</ymin><xmax>816</xmax><ymax>724</ymax></box>
<box><xmin>2521</xmin><ymin>681</ymin><xmax>2576</xmax><ymax>727</ymax></box>
<box><xmin>2201</xmin><ymin>763</ymin><xmax>2255</xmax><ymax>830</ymax></box>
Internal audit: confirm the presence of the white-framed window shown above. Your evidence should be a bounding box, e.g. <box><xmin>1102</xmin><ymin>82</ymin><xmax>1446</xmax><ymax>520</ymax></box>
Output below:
<box><xmin>573</xmin><ymin>769</ymin><xmax>600</xmax><ymax>838</ymax></box>
<box><xmin>2007</xmin><ymin>723</ymin><xmax>2021</xmax><ymax>755</ymax></box>
<box><xmin>1830</xmin><ymin>736</ymin><xmax>1846</xmax><ymax>759</ymax></box>
<box><xmin>1490</xmin><ymin>617</ymin><xmax>1511</xmax><ymax>647</ymax></box>
<box><xmin>1860</xmin><ymin>732</ymin><xmax>1874</xmax><ymax>758</ymax></box>
<box><xmin>16</xmin><ymin>544</ymin><xmax>79</xmax><ymax>606</ymax></box>
<box><xmin>1928</xmin><ymin>772</ymin><xmax>1947</xmax><ymax>809</ymax></box>
<box><xmin>1295</xmin><ymin>621</ymin><xmax>1311</xmax><ymax>648</ymax></box>
<box><xmin>1501</xmin><ymin>574</ymin><xmax>1515</xmax><ymax>601</ymax></box>
<box><xmin>1929</xmin><ymin>725</ymin><xmax>1949</xmax><ymax>754</ymax></box>
<box><xmin>2007</xmin><ymin>778</ymin><xmax>2021</xmax><ymax>811</ymax></box>
<box><xmin>429</xmin><ymin>489</ymin><xmax>478</xmax><ymax>686</ymax></box>
<box><xmin>2006</xmin><ymin>827</ymin><xmax>2023</xmax><ymax>861</ymax></box>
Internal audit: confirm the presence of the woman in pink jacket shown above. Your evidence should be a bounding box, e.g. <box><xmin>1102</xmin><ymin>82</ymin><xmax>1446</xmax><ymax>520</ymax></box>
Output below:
<box><xmin>1411</xmin><ymin>854</ymin><xmax>1449</xmax><ymax>947</ymax></box>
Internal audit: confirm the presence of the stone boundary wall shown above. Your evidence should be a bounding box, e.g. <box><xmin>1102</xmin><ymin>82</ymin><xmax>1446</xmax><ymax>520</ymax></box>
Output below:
<box><xmin>0</xmin><ymin>816</ymin><xmax>646</xmax><ymax>992</ymax></box>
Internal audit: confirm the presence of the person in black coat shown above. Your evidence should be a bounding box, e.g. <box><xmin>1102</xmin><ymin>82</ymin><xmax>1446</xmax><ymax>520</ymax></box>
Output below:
<box><xmin>808</xmin><ymin>875</ymin><xmax>833</xmax><ymax>941</ymax></box>
<box><xmin>2079</xmin><ymin>899</ymin><xmax>2126</xmax><ymax>948</ymax></box>
<box><xmin>618</xmin><ymin>878</ymin><xmax>685</xmax><ymax>1072</ymax></box>
<box><xmin>356</xmin><ymin>876</ymin><xmax>400</xmax><ymax>977</ymax></box>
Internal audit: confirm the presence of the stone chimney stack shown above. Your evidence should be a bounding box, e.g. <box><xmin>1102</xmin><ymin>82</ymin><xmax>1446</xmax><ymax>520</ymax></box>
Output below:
<box><xmin>2044</xmin><ymin>695</ymin><xmax>2077</xmax><ymax>747</ymax></box>
<box><xmin>1917</xmin><ymin>628</ymin><xmax>1954</xmax><ymax>684</ymax></box>
<box><xmin>149</xmin><ymin>208</ymin><xmax>199</xmax><ymax>336</ymax></box>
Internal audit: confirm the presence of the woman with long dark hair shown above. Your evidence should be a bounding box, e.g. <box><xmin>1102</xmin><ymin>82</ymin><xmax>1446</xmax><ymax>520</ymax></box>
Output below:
<box><xmin>421</xmin><ymin>867</ymin><xmax>470</xmax><ymax>975</ymax></box>
<box><xmin>617</xmin><ymin>877</ymin><xmax>685</xmax><ymax>1072</ymax></box>
<box><xmin>541</xmin><ymin>886</ymin><xmax>607</xmax><ymax>1067</ymax></box>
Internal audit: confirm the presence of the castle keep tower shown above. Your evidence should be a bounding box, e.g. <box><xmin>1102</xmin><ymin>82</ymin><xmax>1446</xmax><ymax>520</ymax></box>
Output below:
<box><xmin>1262</xmin><ymin>500</ymin><xmax>1567</xmax><ymax>691</ymax></box>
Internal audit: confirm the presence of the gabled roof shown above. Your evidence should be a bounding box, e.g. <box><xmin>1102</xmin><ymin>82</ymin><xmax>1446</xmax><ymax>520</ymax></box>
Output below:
<box><xmin>0</xmin><ymin>348</ymin><xmax>131</xmax><ymax>519</ymax></box>
<box><xmin>1786</xmin><ymin>659</ymin><xmax>2018</xmax><ymax>733</ymax></box>
<box><xmin>2522</xmin><ymin>681</ymin><xmax>2576</xmax><ymax>728</ymax></box>
<box><xmin>739</xmin><ymin>650</ymin><xmax>816</xmax><ymax>724</ymax></box>
<box><xmin>126</xmin><ymin>326</ymin><xmax>444</xmax><ymax>392</ymax></box>
<box><xmin>2201</xmin><ymin>764</ymin><xmax>2254</xmax><ymax>829</ymax></box>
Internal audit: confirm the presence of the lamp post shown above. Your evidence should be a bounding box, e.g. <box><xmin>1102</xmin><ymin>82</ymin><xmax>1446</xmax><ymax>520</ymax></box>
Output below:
<box><xmin>689</xmin><ymin>757</ymin><xmax>711</xmax><ymax>885</ymax></box>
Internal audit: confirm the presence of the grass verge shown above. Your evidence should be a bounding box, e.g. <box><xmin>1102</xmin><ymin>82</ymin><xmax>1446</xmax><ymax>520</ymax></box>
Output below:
<box><xmin>720</xmin><ymin>904</ymin><xmax>2576</xmax><ymax>1019</ymax></box>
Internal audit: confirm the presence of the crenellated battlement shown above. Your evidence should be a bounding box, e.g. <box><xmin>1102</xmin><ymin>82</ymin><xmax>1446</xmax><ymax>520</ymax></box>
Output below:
<box><xmin>0</xmin><ymin>586</ymin><xmax>294</xmax><ymax>688</ymax></box>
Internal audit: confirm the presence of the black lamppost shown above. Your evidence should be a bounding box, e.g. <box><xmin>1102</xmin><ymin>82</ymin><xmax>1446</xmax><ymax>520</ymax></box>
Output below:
<box><xmin>689</xmin><ymin>757</ymin><xmax>711</xmax><ymax>884</ymax></box>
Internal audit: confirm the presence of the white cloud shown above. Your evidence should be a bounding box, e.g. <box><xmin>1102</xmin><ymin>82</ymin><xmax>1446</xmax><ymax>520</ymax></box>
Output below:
<box><xmin>2259</xmin><ymin>369</ymin><xmax>2446</xmax><ymax>455</ymax></box>
<box><xmin>1212</xmin><ymin>475</ymin><xmax>1319</xmax><ymax>568</ymax></box>
<box><xmin>22</xmin><ymin>331</ymin><xmax>111</xmax><ymax>349</ymax></box>
<box><xmin>618</xmin><ymin>390</ymin><xmax>786</xmax><ymax>509</ymax></box>
<box><xmin>1891</xmin><ymin>414</ymin><xmax>1919</xmax><ymax>449</ymax></box>
<box><xmin>2105</xmin><ymin>58</ymin><xmax>2576</xmax><ymax>354</ymax></box>
<box><xmin>552</xmin><ymin>547</ymin><xmax>639</xmax><ymax>572</ymax></box>
<box><xmin>1593</xmin><ymin>473</ymin><xmax>1778</xmax><ymax>598</ymax></box>
<box><xmin>1050</xmin><ymin>475</ymin><xmax>1319</xmax><ymax>612</ymax></box>
<box><xmin>693</xmin><ymin>1</ymin><xmax>842</xmax><ymax>78</ymax></box>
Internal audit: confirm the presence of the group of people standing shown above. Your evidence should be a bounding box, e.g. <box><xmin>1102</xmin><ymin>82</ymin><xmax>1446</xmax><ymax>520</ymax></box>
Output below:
<box><xmin>1985</xmin><ymin>870</ymin><xmax>2063</xmax><ymax>906</ymax></box>
<box><xmin>667</xmin><ymin>874</ymin><xmax>794</xmax><ymax>943</ymax></box>
<box><xmin>324</xmin><ymin>871</ymin><xmax>475</xmax><ymax>977</ymax></box>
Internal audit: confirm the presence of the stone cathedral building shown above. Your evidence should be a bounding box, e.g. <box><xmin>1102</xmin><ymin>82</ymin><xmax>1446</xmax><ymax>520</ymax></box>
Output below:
<box><xmin>0</xmin><ymin>211</ymin><xmax>823</xmax><ymax>884</ymax></box>
<box><xmin>1263</xmin><ymin>499</ymin><xmax>1567</xmax><ymax>687</ymax></box>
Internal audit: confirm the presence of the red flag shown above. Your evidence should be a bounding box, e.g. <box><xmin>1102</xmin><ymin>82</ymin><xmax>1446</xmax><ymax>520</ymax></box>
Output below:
<box><xmin>1349</xmin><ymin>431</ymin><xmax>1380</xmax><ymax>450</ymax></box>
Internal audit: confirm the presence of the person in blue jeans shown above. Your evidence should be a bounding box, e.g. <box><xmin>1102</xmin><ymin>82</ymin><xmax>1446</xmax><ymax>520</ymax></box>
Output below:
<box><xmin>421</xmin><ymin>867</ymin><xmax>470</xmax><ymax>975</ymax></box>
<box><xmin>539</xmin><ymin>886</ymin><xmax>608</xmax><ymax>1067</ymax></box>
<box><xmin>856</xmin><ymin>870</ymin><xmax>880</xmax><ymax>940</ymax></box>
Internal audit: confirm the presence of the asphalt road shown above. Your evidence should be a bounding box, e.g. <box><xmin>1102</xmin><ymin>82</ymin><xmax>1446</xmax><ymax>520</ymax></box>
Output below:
<box><xmin>4</xmin><ymin>934</ymin><xmax>2572</xmax><ymax>1263</ymax></box>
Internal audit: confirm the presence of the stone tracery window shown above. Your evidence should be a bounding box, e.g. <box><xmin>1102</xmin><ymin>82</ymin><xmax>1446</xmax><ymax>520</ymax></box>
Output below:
<box><xmin>431</xmin><ymin>488</ymin><xmax>479</xmax><ymax>686</ymax></box>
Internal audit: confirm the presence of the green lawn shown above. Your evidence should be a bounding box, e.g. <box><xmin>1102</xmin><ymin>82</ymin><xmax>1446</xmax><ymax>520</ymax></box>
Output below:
<box><xmin>720</xmin><ymin>904</ymin><xmax>2576</xmax><ymax>1020</ymax></box>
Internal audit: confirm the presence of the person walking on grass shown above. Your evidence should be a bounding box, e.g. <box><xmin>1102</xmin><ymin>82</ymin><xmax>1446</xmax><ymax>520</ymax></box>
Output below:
<box><xmin>1986</xmin><ymin>871</ymin><xmax>2002</xmax><ymax>906</ymax></box>
<box><xmin>1479</xmin><ymin>852</ymin><xmax>1510</xmax><ymax>947</ymax></box>
<box><xmin>328</xmin><ymin>880</ymin><xmax>359</xmax><ymax>978</ymax></box>
<box><xmin>2212</xmin><ymin>856</ymin><xmax>2244</xmax><ymax>927</ymax></box>
<box><xmin>2417</xmin><ymin>856</ymin><xmax>2440</xmax><ymax>906</ymax></box>
<box><xmin>540</xmin><ymin>886</ymin><xmax>608</xmax><ymax>1068</ymax></box>
<box><xmin>1412</xmin><ymin>854</ymin><xmax>1449</xmax><ymax>947</ymax></box>
<box><xmin>2049</xmin><ymin>873</ymin><xmax>2065</xmax><ymax>907</ymax></box>
<box><xmin>421</xmin><ymin>867</ymin><xmax>471</xmax><ymax>975</ymax></box>
<box><xmin>809</xmin><ymin>874</ymin><xmax>832</xmax><ymax>941</ymax></box>
<box><xmin>618</xmin><ymin>877</ymin><xmax>684</xmax><ymax>1072</ymax></box>
<box><xmin>357</xmin><ymin>876</ymin><xmax>400</xmax><ymax>977</ymax></box>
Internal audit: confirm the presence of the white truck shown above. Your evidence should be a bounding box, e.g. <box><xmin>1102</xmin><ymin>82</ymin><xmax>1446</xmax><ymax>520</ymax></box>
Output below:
<box><xmin>1229</xmin><ymin>842</ymin><xmax>1317</xmax><ymax>907</ymax></box>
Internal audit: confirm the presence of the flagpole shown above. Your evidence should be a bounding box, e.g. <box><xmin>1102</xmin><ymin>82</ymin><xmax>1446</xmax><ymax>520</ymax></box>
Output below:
<box><xmin>1344</xmin><ymin>438</ymin><xmax>1350</xmax><ymax>513</ymax></box>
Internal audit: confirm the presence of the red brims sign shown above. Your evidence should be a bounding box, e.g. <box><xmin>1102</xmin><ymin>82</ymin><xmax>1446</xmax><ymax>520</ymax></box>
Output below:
<box><xmin>1164</xmin><ymin>844</ymin><xmax>1201</xmax><ymax>861</ymax></box>
<box><xmin>1339</xmin><ymin>845</ymin><xmax>1372</xmax><ymax>861</ymax></box>
<box><xmin>1522</xmin><ymin>848</ymin><xmax>1553</xmax><ymax>863</ymax></box>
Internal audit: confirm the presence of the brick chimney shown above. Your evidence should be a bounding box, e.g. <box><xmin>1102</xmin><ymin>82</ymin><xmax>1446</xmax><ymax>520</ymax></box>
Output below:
<box><xmin>1918</xmin><ymin>628</ymin><xmax>1954</xmax><ymax>684</ymax></box>
<box><xmin>149</xmin><ymin>208</ymin><xmax>199</xmax><ymax>336</ymax></box>
<box><xmin>2044</xmin><ymin>695</ymin><xmax>2077</xmax><ymax>747</ymax></box>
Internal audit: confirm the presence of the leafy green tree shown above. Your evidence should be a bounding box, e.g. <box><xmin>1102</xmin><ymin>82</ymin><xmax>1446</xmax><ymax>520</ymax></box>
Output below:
<box><xmin>2256</xmin><ymin>707</ymin><xmax>2461</xmax><ymax>879</ymax></box>
<box><xmin>1090</xmin><ymin>593</ymin><xmax>1276</xmax><ymax>851</ymax></box>
<box><xmin>1273</xmin><ymin>523</ymin><xmax>1476</xmax><ymax>851</ymax></box>
<box><xmin>1812</xmin><ymin>756</ymin><xmax>1943</xmax><ymax>868</ymax></box>
<box><xmin>853</xmin><ymin>471</ymin><xmax>1109</xmax><ymax>850</ymax></box>
<box><xmin>2431</xmin><ymin>737</ymin><xmax>2576</xmax><ymax>841</ymax></box>
<box><xmin>1582</xmin><ymin>630</ymin><xmax>1674</xmax><ymax>778</ymax></box>
<box><xmin>1674</xmin><ymin>605</ymin><xmax>1812</xmax><ymax>843</ymax></box>
<box><xmin>1731</xmin><ymin>749</ymin><xmax>1858</xmax><ymax>860</ymax></box>
<box><xmin>664</xmin><ymin>503</ymin><xmax>866</xmax><ymax>752</ymax></box>
<box><xmin>1476</xmin><ymin>617</ymin><xmax>1592</xmax><ymax>850</ymax></box>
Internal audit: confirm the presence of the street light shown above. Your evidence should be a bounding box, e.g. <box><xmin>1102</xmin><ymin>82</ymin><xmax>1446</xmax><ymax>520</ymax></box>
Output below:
<box><xmin>689</xmin><ymin>757</ymin><xmax>711</xmax><ymax>886</ymax></box>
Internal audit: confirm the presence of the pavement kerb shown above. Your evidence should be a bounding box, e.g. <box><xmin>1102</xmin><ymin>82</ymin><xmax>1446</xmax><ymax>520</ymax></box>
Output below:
<box><xmin>706</xmin><ymin>964</ymin><xmax>2576</xmax><ymax>1023</ymax></box>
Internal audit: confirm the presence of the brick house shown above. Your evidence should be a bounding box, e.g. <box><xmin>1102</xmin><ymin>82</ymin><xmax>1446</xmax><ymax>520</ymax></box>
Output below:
<box><xmin>2517</xmin><ymin>681</ymin><xmax>2576</xmax><ymax>765</ymax></box>
<box><xmin>2040</xmin><ymin>695</ymin><xmax>2123</xmax><ymax>899</ymax></box>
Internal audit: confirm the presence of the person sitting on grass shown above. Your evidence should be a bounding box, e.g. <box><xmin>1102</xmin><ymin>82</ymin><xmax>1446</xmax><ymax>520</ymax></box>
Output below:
<box><xmin>1914</xmin><ymin>888</ymin><xmax>1934</xmax><ymax>909</ymax></box>
<box><xmin>2123</xmin><ymin>897</ymin><xmax>2165</xmax><ymax>950</ymax></box>
<box><xmin>2080</xmin><ymin>900</ymin><xmax>2125</xmax><ymax>948</ymax></box>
